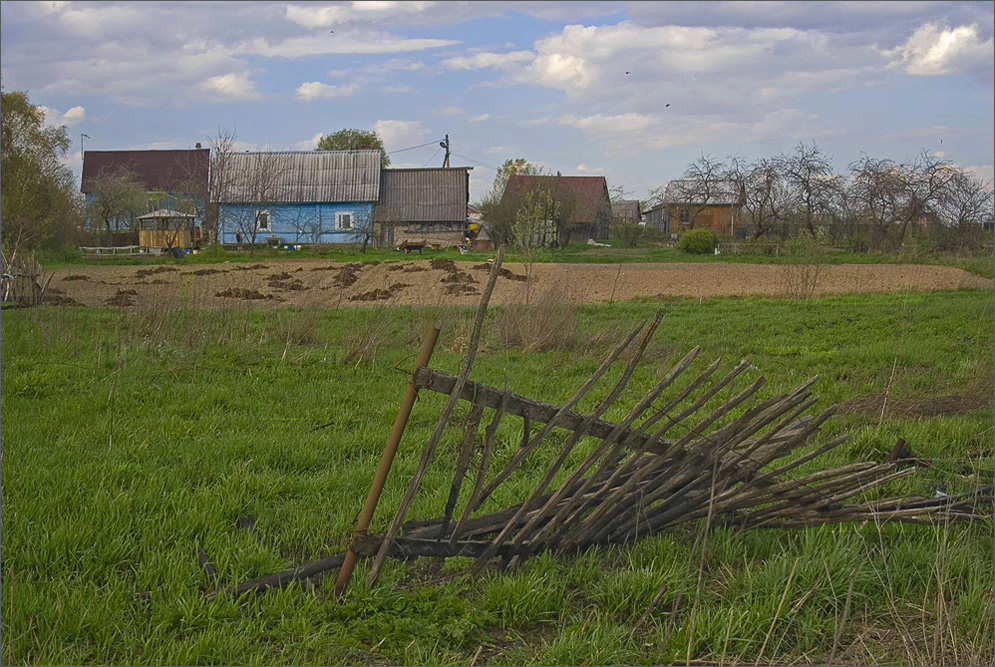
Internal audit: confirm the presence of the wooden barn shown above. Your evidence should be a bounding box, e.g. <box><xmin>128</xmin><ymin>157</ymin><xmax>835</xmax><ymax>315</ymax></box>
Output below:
<box><xmin>373</xmin><ymin>168</ymin><xmax>472</xmax><ymax>248</ymax></box>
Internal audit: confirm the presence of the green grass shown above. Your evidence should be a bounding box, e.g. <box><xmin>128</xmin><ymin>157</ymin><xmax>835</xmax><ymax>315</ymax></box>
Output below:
<box><xmin>1</xmin><ymin>289</ymin><xmax>992</xmax><ymax>665</ymax></box>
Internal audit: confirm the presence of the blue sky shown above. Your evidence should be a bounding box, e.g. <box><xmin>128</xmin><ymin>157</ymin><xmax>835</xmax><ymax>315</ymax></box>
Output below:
<box><xmin>2</xmin><ymin>1</ymin><xmax>992</xmax><ymax>204</ymax></box>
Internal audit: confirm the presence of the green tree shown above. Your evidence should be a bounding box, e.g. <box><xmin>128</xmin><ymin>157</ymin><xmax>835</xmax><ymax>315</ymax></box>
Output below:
<box><xmin>316</xmin><ymin>129</ymin><xmax>389</xmax><ymax>168</ymax></box>
<box><xmin>1</xmin><ymin>89</ymin><xmax>83</xmax><ymax>250</ymax></box>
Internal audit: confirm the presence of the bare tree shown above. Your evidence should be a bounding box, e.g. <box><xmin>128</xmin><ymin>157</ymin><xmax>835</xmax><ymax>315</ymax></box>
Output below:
<box><xmin>779</xmin><ymin>141</ymin><xmax>838</xmax><ymax>237</ymax></box>
<box><xmin>216</xmin><ymin>151</ymin><xmax>290</xmax><ymax>256</ymax></box>
<box><xmin>728</xmin><ymin>156</ymin><xmax>788</xmax><ymax>239</ymax></box>
<box><xmin>207</xmin><ymin>126</ymin><xmax>238</xmax><ymax>244</ymax></box>
<box><xmin>649</xmin><ymin>153</ymin><xmax>728</xmax><ymax>230</ymax></box>
<box><xmin>85</xmin><ymin>169</ymin><xmax>146</xmax><ymax>238</ymax></box>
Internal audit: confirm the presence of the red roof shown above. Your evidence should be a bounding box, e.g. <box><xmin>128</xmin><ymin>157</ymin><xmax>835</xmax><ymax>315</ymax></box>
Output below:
<box><xmin>81</xmin><ymin>149</ymin><xmax>209</xmax><ymax>193</ymax></box>
<box><xmin>501</xmin><ymin>175</ymin><xmax>610</xmax><ymax>224</ymax></box>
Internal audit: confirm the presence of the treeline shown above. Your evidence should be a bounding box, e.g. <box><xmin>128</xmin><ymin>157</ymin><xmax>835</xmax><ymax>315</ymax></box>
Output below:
<box><xmin>655</xmin><ymin>141</ymin><xmax>993</xmax><ymax>253</ymax></box>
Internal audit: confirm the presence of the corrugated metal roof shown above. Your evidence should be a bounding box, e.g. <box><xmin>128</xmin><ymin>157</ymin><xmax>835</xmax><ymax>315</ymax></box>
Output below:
<box><xmin>81</xmin><ymin>149</ymin><xmax>209</xmax><ymax>193</ymax></box>
<box><xmin>662</xmin><ymin>179</ymin><xmax>741</xmax><ymax>206</ymax></box>
<box><xmin>374</xmin><ymin>168</ymin><xmax>471</xmax><ymax>223</ymax></box>
<box><xmin>217</xmin><ymin>150</ymin><xmax>381</xmax><ymax>203</ymax></box>
<box><xmin>502</xmin><ymin>175</ymin><xmax>611</xmax><ymax>224</ymax></box>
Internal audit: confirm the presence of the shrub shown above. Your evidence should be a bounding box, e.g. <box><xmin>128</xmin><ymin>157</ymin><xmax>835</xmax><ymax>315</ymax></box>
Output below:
<box><xmin>678</xmin><ymin>228</ymin><xmax>718</xmax><ymax>254</ymax></box>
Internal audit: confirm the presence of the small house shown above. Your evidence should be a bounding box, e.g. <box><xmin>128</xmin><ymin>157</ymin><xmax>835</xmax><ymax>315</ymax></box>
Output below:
<box><xmin>658</xmin><ymin>179</ymin><xmax>744</xmax><ymax>237</ymax></box>
<box><xmin>215</xmin><ymin>150</ymin><xmax>381</xmax><ymax>247</ymax></box>
<box><xmin>373</xmin><ymin>168</ymin><xmax>472</xmax><ymax>248</ymax></box>
<box><xmin>501</xmin><ymin>175</ymin><xmax>613</xmax><ymax>246</ymax></box>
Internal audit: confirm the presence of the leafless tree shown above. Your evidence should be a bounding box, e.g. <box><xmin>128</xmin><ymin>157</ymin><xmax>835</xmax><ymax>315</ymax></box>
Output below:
<box><xmin>728</xmin><ymin>156</ymin><xmax>788</xmax><ymax>239</ymax></box>
<box><xmin>207</xmin><ymin>126</ymin><xmax>238</xmax><ymax>244</ymax></box>
<box><xmin>649</xmin><ymin>153</ymin><xmax>729</xmax><ymax>230</ymax></box>
<box><xmin>216</xmin><ymin>151</ymin><xmax>290</xmax><ymax>255</ymax></box>
<box><xmin>778</xmin><ymin>141</ymin><xmax>838</xmax><ymax>237</ymax></box>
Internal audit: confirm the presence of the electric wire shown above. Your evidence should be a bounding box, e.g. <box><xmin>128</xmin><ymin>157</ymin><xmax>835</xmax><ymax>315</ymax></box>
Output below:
<box><xmin>422</xmin><ymin>147</ymin><xmax>442</xmax><ymax>167</ymax></box>
<box><xmin>387</xmin><ymin>140</ymin><xmax>443</xmax><ymax>155</ymax></box>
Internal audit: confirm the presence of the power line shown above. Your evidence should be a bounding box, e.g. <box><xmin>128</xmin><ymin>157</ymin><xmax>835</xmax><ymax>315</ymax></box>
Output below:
<box><xmin>422</xmin><ymin>147</ymin><xmax>442</xmax><ymax>167</ymax></box>
<box><xmin>387</xmin><ymin>139</ymin><xmax>443</xmax><ymax>155</ymax></box>
<box><xmin>451</xmin><ymin>151</ymin><xmax>501</xmax><ymax>171</ymax></box>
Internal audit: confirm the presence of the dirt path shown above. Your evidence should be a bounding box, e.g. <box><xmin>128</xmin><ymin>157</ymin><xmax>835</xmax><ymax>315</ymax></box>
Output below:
<box><xmin>44</xmin><ymin>258</ymin><xmax>992</xmax><ymax>309</ymax></box>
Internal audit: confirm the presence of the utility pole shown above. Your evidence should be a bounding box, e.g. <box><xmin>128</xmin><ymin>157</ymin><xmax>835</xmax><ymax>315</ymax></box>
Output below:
<box><xmin>440</xmin><ymin>134</ymin><xmax>450</xmax><ymax>168</ymax></box>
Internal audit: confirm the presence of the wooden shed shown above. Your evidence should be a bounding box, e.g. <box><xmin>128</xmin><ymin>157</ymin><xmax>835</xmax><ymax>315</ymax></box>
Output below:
<box><xmin>137</xmin><ymin>209</ymin><xmax>197</xmax><ymax>249</ymax></box>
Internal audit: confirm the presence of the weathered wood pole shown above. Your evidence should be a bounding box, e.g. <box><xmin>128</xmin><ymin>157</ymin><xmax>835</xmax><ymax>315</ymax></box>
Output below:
<box><xmin>333</xmin><ymin>325</ymin><xmax>441</xmax><ymax>598</ymax></box>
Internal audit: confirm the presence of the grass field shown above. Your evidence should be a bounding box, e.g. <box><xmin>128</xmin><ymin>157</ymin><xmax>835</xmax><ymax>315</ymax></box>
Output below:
<box><xmin>1</xmin><ymin>288</ymin><xmax>993</xmax><ymax>665</ymax></box>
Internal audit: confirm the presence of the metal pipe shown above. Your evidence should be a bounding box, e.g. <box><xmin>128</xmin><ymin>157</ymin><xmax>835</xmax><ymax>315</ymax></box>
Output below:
<box><xmin>333</xmin><ymin>325</ymin><xmax>441</xmax><ymax>598</ymax></box>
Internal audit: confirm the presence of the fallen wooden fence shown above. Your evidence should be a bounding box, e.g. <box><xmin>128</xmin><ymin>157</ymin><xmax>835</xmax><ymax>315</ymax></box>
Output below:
<box><xmin>207</xmin><ymin>249</ymin><xmax>993</xmax><ymax>599</ymax></box>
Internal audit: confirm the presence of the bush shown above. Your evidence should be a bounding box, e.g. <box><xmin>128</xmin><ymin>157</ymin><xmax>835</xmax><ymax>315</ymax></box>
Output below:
<box><xmin>678</xmin><ymin>228</ymin><xmax>718</xmax><ymax>254</ymax></box>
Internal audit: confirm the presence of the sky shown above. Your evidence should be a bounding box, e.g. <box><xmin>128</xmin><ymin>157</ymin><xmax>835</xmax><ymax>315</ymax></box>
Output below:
<box><xmin>2</xmin><ymin>0</ymin><xmax>993</xmax><ymax>204</ymax></box>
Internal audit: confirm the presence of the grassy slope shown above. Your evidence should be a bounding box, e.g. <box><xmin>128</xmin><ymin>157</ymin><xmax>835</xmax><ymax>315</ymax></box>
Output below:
<box><xmin>1</xmin><ymin>289</ymin><xmax>992</xmax><ymax>665</ymax></box>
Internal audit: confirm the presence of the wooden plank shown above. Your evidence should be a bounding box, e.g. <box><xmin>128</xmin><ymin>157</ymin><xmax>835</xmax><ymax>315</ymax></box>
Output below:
<box><xmin>413</xmin><ymin>366</ymin><xmax>675</xmax><ymax>455</ymax></box>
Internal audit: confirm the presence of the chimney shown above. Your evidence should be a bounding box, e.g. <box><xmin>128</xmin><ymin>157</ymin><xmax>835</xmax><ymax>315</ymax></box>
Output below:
<box><xmin>360</xmin><ymin>143</ymin><xmax>372</xmax><ymax>150</ymax></box>
<box><xmin>195</xmin><ymin>142</ymin><xmax>202</xmax><ymax>149</ymax></box>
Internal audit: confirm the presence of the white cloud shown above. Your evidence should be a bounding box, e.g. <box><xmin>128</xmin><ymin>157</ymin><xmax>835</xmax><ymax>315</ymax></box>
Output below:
<box><xmin>482</xmin><ymin>145</ymin><xmax>513</xmax><ymax>154</ymax></box>
<box><xmin>885</xmin><ymin>23</ymin><xmax>994</xmax><ymax>80</ymax></box>
<box><xmin>201</xmin><ymin>72</ymin><xmax>261</xmax><ymax>100</ymax></box>
<box><xmin>373</xmin><ymin>119</ymin><xmax>431</xmax><ymax>149</ymax></box>
<box><xmin>285</xmin><ymin>2</ymin><xmax>439</xmax><ymax>28</ymax></box>
<box><xmin>438</xmin><ymin>106</ymin><xmax>467</xmax><ymax>116</ymax></box>
<box><xmin>469</xmin><ymin>114</ymin><xmax>490</xmax><ymax>122</ymax></box>
<box><xmin>442</xmin><ymin>50</ymin><xmax>533</xmax><ymax>70</ymax></box>
<box><xmin>242</xmin><ymin>34</ymin><xmax>459</xmax><ymax>58</ymax></box>
<box><xmin>292</xmin><ymin>132</ymin><xmax>326</xmax><ymax>150</ymax></box>
<box><xmin>382</xmin><ymin>85</ymin><xmax>414</xmax><ymax>93</ymax></box>
<box><xmin>575</xmin><ymin>163</ymin><xmax>604</xmax><ymax>173</ymax></box>
<box><xmin>38</xmin><ymin>104</ymin><xmax>85</xmax><ymax>127</ymax></box>
<box><xmin>963</xmin><ymin>164</ymin><xmax>994</xmax><ymax>186</ymax></box>
<box><xmin>295</xmin><ymin>81</ymin><xmax>360</xmax><ymax>100</ymax></box>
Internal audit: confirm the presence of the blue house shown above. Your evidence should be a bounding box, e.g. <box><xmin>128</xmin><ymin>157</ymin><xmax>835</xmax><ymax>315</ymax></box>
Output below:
<box><xmin>81</xmin><ymin>147</ymin><xmax>210</xmax><ymax>233</ymax></box>
<box><xmin>215</xmin><ymin>150</ymin><xmax>381</xmax><ymax>246</ymax></box>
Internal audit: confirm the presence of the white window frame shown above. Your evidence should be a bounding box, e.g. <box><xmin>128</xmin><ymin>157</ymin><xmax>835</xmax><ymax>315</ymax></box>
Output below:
<box><xmin>336</xmin><ymin>211</ymin><xmax>354</xmax><ymax>231</ymax></box>
<box><xmin>256</xmin><ymin>210</ymin><xmax>271</xmax><ymax>232</ymax></box>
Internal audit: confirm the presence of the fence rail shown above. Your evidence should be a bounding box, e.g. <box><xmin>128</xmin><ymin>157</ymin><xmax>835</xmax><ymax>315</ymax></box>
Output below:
<box><xmin>79</xmin><ymin>245</ymin><xmax>166</xmax><ymax>259</ymax></box>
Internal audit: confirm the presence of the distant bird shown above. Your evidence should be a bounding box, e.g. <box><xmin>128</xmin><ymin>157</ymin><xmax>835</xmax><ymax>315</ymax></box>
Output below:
<box><xmin>665</xmin><ymin>103</ymin><xmax>671</xmax><ymax>108</ymax></box>
<box><xmin>625</xmin><ymin>71</ymin><xmax>631</xmax><ymax>75</ymax></box>
<box><xmin>329</xmin><ymin>30</ymin><xmax>335</xmax><ymax>34</ymax></box>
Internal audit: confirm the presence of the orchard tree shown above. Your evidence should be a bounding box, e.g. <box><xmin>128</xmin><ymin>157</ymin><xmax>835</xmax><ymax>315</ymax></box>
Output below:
<box><xmin>1</xmin><ymin>89</ymin><xmax>84</xmax><ymax>250</ymax></box>
<box><xmin>778</xmin><ymin>141</ymin><xmax>839</xmax><ymax>237</ymax></box>
<box><xmin>316</xmin><ymin>129</ymin><xmax>389</xmax><ymax>168</ymax></box>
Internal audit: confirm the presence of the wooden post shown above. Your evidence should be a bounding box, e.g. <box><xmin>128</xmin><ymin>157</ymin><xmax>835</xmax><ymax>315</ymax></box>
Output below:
<box><xmin>333</xmin><ymin>325</ymin><xmax>440</xmax><ymax>598</ymax></box>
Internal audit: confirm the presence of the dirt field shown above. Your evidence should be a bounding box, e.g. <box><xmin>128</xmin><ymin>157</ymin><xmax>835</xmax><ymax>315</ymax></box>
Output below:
<box><xmin>44</xmin><ymin>258</ymin><xmax>993</xmax><ymax>309</ymax></box>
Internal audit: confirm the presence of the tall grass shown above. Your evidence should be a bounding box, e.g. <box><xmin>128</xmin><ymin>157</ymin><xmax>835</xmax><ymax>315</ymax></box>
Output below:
<box><xmin>1</xmin><ymin>288</ymin><xmax>992</xmax><ymax>665</ymax></box>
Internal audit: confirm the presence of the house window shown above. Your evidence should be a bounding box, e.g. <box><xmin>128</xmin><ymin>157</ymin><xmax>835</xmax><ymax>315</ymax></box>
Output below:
<box><xmin>678</xmin><ymin>208</ymin><xmax>691</xmax><ymax>226</ymax></box>
<box><xmin>257</xmin><ymin>211</ymin><xmax>270</xmax><ymax>231</ymax></box>
<box><xmin>336</xmin><ymin>212</ymin><xmax>353</xmax><ymax>230</ymax></box>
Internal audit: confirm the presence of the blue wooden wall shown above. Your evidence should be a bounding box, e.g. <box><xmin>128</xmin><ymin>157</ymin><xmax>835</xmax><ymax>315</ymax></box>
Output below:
<box><xmin>217</xmin><ymin>202</ymin><xmax>372</xmax><ymax>245</ymax></box>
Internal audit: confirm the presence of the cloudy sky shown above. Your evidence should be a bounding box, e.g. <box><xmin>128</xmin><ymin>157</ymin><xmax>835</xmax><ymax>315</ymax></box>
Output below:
<box><xmin>2</xmin><ymin>0</ymin><xmax>992</xmax><ymax>203</ymax></box>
